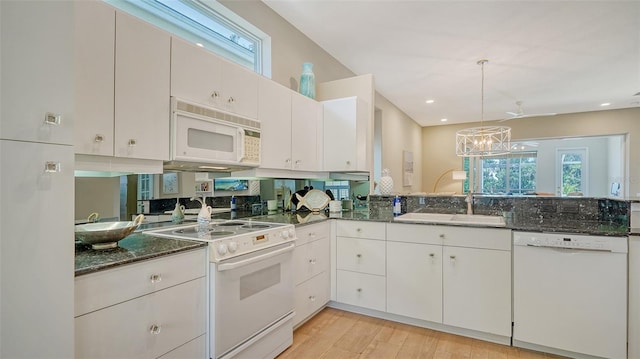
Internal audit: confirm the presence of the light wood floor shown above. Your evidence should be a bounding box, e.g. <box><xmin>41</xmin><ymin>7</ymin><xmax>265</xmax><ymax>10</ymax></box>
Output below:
<box><xmin>278</xmin><ymin>307</ymin><xmax>565</xmax><ymax>359</ymax></box>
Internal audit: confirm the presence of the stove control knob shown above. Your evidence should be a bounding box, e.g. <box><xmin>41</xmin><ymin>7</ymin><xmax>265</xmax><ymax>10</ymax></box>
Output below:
<box><xmin>287</xmin><ymin>229</ymin><xmax>295</xmax><ymax>238</ymax></box>
<box><xmin>280</xmin><ymin>230</ymin><xmax>289</xmax><ymax>239</ymax></box>
<box><xmin>217</xmin><ymin>243</ymin><xmax>228</xmax><ymax>256</ymax></box>
<box><xmin>228</xmin><ymin>241</ymin><xmax>238</xmax><ymax>253</ymax></box>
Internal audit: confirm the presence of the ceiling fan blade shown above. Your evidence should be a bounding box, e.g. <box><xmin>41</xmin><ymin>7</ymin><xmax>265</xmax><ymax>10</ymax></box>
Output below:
<box><xmin>505</xmin><ymin>111</ymin><xmax>519</xmax><ymax>116</ymax></box>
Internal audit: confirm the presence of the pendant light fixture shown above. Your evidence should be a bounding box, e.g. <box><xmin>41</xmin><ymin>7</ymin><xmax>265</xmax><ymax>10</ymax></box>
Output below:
<box><xmin>456</xmin><ymin>59</ymin><xmax>511</xmax><ymax>157</ymax></box>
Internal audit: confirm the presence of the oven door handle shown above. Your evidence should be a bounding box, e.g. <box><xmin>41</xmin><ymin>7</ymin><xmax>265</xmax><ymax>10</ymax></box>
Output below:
<box><xmin>217</xmin><ymin>243</ymin><xmax>295</xmax><ymax>271</ymax></box>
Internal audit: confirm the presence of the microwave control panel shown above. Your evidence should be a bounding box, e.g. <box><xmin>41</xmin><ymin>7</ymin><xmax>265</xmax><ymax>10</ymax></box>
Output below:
<box><xmin>243</xmin><ymin>130</ymin><xmax>260</xmax><ymax>164</ymax></box>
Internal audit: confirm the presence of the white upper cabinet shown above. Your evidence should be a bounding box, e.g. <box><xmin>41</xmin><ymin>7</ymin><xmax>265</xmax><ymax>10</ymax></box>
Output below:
<box><xmin>258</xmin><ymin>78</ymin><xmax>321</xmax><ymax>172</ymax></box>
<box><xmin>322</xmin><ymin>96</ymin><xmax>368</xmax><ymax>172</ymax></box>
<box><xmin>114</xmin><ymin>11</ymin><xmax>170</xmax><ymax>160</ymax></box>
<box><xmin>291</xmin><ymin>92</ymin><xmax>321</xmax><ymax>171</ymax></box>
<box><xmin>74</xmin><ymin>4</ymin><xmax>170</xmax><ymax>161</ymax></box>
<box><xmin>0</xmin><ymin>1</ymin><xmax>74</xmax><ymax>145</ymax></box>
<box><xmin>74</xmin><ymin>0</ymin><xmax>115</xmax><ymax>156</ymax></box>
<box><xmin>258</xmin><ymin>78</ymin><xmax>293</xmax><ymax>169</ymax></box>
<box><xmin>171</xmin><ymin>36</ymin><xmax>258</xmax><ymax>119</ymax></box>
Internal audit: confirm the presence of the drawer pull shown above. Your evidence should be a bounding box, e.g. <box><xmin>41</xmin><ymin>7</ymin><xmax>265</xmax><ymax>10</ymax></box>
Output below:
<box><xmin>149</xmin><ymin>324</ymin><xmax>162</xmax><ymax>335</ymax></box>
<box><xmin>228</xmin><ymin>96</ymin><xmax>235</xmax><ymax>104</ymax></box>
<box><xmin>356</xmin><ymin>228</ymin><xmax>362</xmax><ymax>233</ymax></box>
<box><xmin>309</xmin><ymin>258</ymin><xmax>316</xmax><ymax>264</ymax></box>
<box><xmin>439</xmin><ymin>234</ymin><xmax>445</xmax><ymax>239</ymax></box>
<box><xmin>128</xmin><ymin>139</ymin><xmax>137</xmax><ymax>147</ymax></box>
<box><xmin>44</xmin><ymin>161</ymin><xmax>61</xmax><ymax>173</ymax></box>
<box><xmin>356</xmin><ymin>288</ymin><xmax>362</xmax><ymax>293</ymax></box>
<box><xmin>449</xmin><ymin>255</ymin><xmax>456</xmax><ymax>264</ymax></box>
<box><xmin>150</xmin><ymin>274</ymin><xmax>162</xmax><ymax>283</ymax></box>
<box><xmin>308</xmin><ymin>232</ymin><xmax>315</xmax><ymax>238</ymax></box>
<box><xmin>211</xmin><ymin>91</ymin><xmax>220</xmax><ymax>99</ymax></box>
<box><xmin>309</xmin><ymin>295</ymin><xmax>316</xmax><ymax>302</ymax></box>
<box><xmin>44</xmin><ymin>112</ymin><xmax>61</xmax><ymax>125</ymax></box>
<box><xmin>356</xmin><ymin>253</ymin><xmax>362</xmax><ymax>258</ymax></box>
<box><xmin>94</xmin><ymin>134</ymin><xmax>104</xmax><ymax>143</ymax></box>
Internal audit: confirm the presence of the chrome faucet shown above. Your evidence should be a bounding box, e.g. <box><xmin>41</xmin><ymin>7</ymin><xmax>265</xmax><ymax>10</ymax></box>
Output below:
<box><xmin>465</xmin><ymin>191</ymin><xmax>473</xmax><ymax>215</ymax></box>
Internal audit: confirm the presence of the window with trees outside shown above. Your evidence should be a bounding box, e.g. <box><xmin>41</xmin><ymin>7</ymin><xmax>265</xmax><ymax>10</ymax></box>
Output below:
<box><xmin>463</xmin><ymin>152</ymin><xmax>537</xmax><ymax>195</ymax></box>
<box><xmin>557</xmin><ymin>148</ymin><xmax>587</xmax><ymax>196</ymax></box>
<box><xmin>106</xmin><ymin>0</ymin><xmax>271</xmax><ymax>76</ymax></box>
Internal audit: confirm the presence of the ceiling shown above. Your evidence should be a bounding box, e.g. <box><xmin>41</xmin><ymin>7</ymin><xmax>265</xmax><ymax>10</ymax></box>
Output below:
<box><xmin>262</xmin><ymin>0</ymin><xmax>640</xmax><ymax>127</ymax></box>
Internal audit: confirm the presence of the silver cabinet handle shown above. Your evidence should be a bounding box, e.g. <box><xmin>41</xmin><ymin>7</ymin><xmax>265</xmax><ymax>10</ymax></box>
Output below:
<box><xmin>439</xmin><ymin>234</ymin><xmax>445</xmax><ymax>239</ymax></box>
<box><xmin>228</xmin><ymin>96</ymin><xmax>235</xmax><ymax>104</ymax></box>
<box><xmin>128</xmin><ymin>139</ymin><xmax>137</xmax><ymax>146</ymax></box>
<box><xmin>150</xmin><ymin>274</ymin><xmax>162</xmax><ymax>283</ymax></box>
<box><xmin>356</xmin><ymin>288</ymin><xmax>362</xmax><ymax>293</ymax></box>
<box><xmin>356</xmin><ymin>253</ymin><xmax>362</xmax><ymax>258</ymax></box>
<box><xmin>149</xmin><ymin>324</ymin><xmax>161</xmax><ymax>335</ymax></box>
<box><xmin>211</xmin><ymin>91</ymin><xmax>220</xmax><ymax>99</ymax></box>
<box><xmin>429</xmin><ymin>253</ymin><xmax>435</xmax><ymax>257</ymax></box>
<box><xmin>94</xmin><ymin>134</ymin><xmax>104</xmax><ymax>143</ymax></box>
<box><xmin>309</xmin><ymin>295</ymin><xmax>316</xmax><ymax>302</ymax></box>
<box><xmin>346</xmin><ymin>160</ymin><xmax>351</xmax><ymax>165</ymax></box>
<box><xmin>308</xmin><ymin>258</ymin><xmax>316</xmax><ymax>264</ymax></box>
<box><xmin>356</xmin><ymin>228</ymin><xmax>362</xmax><ymax>233</ymax></box>
<box><xmin>44</xmin><ymin>112</ymin><xmax>61</xmax><ymax>125</ymax></box>
<box><xmin>44</xmin><ymin>162</ymin><xmax>61</xmax><ymax>173</ymax></box>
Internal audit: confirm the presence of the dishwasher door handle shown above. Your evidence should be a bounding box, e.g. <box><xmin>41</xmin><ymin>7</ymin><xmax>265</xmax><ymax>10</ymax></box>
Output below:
<box><xmin>217</xmin><ymin>243</ymin><xmax>295</xmax><ymax>271</ymax></box>
<box><xmin>524</xmin><ymin>244</ymin><xmax>612</xmax><ymax>252</ymax></box>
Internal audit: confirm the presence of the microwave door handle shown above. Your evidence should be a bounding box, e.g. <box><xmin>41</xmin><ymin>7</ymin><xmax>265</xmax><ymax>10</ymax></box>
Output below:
<box><xmin>237</xmin><ymin>128</ymin><xmax>246</xmax><ymax>162</ymax></box>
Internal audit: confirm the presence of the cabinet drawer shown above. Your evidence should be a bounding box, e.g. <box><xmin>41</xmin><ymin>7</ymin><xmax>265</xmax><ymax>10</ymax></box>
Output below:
<box><xmin>294</xmin><ymin>271</ymin><xmax>330</xmax><ymax>327</ymax></box>
<box><xmin>337</xmin><ymin>237</ymin><xmax>385</xmax><ymax>275</ymax></box>
<box><xmin>387</xmin><ymin>222</ymin><xmax>444</xmax><ymax>245</ymax></box>
<box><xmin>441</xmin><ymin>226</ymin><xmax>511</xmax><ymax>250</ymax></box>
<box><xmin>75</xmin><ymin>277</ymin><xmax>207</xmax><ymax>359</ymax></box>
<box><xmin>75</xmin><ymin>248</ymin><xmax>206</xmax><ymax>316</ymax></box>
<box><xmin>295</xmin><ymin>222</ymin><xmax>330</xmax><ymax>246</ymax></box>
<box><xmin>336</xmin><ymin>220</ymin><xmax>385</xmax><ymax>240</ymax></box>
<box><xmin>294</xmin><ymin>236</ymin><xmax>330</xmax><ymax>285</ymax></box>
<box><xmin>336</xmin><ymin>270</ymin><xmax>385</xmax><ymax>312</ymax></box>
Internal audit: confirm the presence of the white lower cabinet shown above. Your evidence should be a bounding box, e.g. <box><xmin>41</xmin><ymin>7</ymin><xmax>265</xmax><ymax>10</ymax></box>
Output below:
<box><xmin>442</xmin><ymin>245</ymin><xmax>511</xmax><ymax>336</ymax></box>
<box><xmin>74</xmin><ymin>249</ymin><xmax>207</xmax><ymax>358</ymax></box>
<box><xmin>293</xmin><ymin>222</ymin><xmax>331</xmax><ymax>327</ymax></box>
<box><xmin>336</xmin><ymin>221</ymin><xmax>386</xmax><ymax>311</ymax></box>
<box><xmin>386</xmin><ymin>241</ymin><xmax>442</xmax><ymax>322</ymax></box>
<box><xmin>336</xmin><ymin>220</ymin><xmax>511</xmax><ymax>340</ymax></box>
<box><xmin>629</xmin><ymin>235</ymin><xmax>640</xmax><ymax>359</ymax></box>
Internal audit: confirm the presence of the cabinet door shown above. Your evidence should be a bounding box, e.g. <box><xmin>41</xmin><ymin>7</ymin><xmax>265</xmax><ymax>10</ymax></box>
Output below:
<box><xmin>336</xmin><ymin>237</ymin><xmax>385</xmax><ymax>276</ymax></box>
<box><xmin>1</xmin><ymin>140</ymin><xmax>74</xmax><ymax>358</ymax></box>
<box><xmin>170</xmin><ymin>36</ymin><xmax>222</xmax><ymax>107</ymax></box>
<box><xmin>323</xmin><ymin>97</ymin><xmax>357</xmax><ymax>171</ymax></box>
<box><xmin>74</xmin><ymin>0</ymin><xmax>115</xmax><ymax>156</ymax></box>
<box><xmin>258</xmin><ymin>78</ymin><xmax>292</xmax><ymax>169</ymax></box>
<box><xmin>75</xmin><ymin>277</ymin><xmax>207</xmax><ymax>359</ymax></box>
<box><xmin>291</xmin><ymin>92</ymin><xmax>320</xmax><ymax>171</ymax></box>
<box><xmin>0</xmin><ymin>1</ymin><xmax>74</xmax><ymax>145</ymax></box>
<box><xmin>115</xmin><ymin>11</ymin><xmax>170</xmax><ymax>160</ymax></box>
<box><xmin>221</xmin><ymin>60</ymin><xmax>259</xmax><ymax>119</ymax></box>
<box><xmin>387</xmin><ymin>241</ymin><xmax>442</xmax><ymax>323</ymax></box>
<box><xmin>443</xmin><ymin>246</ymin><xmax>511</xmax><ymax>336</ymax></box>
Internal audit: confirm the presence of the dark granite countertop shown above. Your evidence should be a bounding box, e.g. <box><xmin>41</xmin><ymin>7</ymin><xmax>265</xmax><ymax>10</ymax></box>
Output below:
<box><xmin>75</xmin><ymin>233</ymin><xmax>206</xmax><ymax>277</ymax></box>
<box><xmin>76</xmin><ymin>205</ymin><xmax>628</xmax><ymax>277</ymax></box>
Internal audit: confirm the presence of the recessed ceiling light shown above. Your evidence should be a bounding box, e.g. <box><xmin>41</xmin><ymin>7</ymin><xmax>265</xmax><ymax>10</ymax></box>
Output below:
<box><xmin>195</xmin><ymin>42</ymin><xmax>204</xmax><ymax>47</ymax></box>
<box><xmin>426</xmin><ymin>99</ymin><xmax>435</xmax><ymax>104</ymax></box>
<box><xmin>440</xmin><ymin>118</ymin><xmax>448</xmax><ymax>122</ymax></box>
<box><xmin>600</xmin><ymin>102</ymin><xmax>611</xmax><ymax>107</ymax></box>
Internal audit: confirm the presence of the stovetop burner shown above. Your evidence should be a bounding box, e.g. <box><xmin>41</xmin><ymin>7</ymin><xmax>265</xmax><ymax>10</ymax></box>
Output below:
<box><xmin>240</xmin><ymin>224</ymin><xmax>270</xmax><ymax>229</ymax></box>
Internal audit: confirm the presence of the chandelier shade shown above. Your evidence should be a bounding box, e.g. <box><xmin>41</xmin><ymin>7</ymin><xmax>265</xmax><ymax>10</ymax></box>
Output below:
<box><xmin>456</xmin><ymin>126</ymin><xmax>511</xmax><ymax>157</ymax></box>
<box><xmin>456</xmin><ymin>59</ymin><xmax>511</xmax><ymax>157</ymax></box>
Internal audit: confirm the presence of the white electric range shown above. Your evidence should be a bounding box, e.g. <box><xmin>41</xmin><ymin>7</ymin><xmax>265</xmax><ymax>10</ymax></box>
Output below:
<box><xmin>145</xmin><ymin>219</ymin><xmax>296</xmax><ymax>359</ymax></box>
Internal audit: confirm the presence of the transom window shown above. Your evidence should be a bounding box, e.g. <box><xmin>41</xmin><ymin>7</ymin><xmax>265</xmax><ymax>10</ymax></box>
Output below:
<box><xmin>106</xmin><ymin>0</ymin><xmax>271</xmax><ymax>75</ymax></box>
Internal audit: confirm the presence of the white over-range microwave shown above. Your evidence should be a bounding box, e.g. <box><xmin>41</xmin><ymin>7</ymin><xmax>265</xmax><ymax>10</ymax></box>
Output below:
<box><xmin>164</xmin><ymin>97</ymin><xmax>261</xmax><ymax>172</ymax></box>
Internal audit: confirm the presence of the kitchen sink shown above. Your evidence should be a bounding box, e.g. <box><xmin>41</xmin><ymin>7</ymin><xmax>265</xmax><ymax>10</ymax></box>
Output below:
<box><xmin>394</xmin><ymin>212</ymin><xmax>506</xmax><ymax>227</ymax></box>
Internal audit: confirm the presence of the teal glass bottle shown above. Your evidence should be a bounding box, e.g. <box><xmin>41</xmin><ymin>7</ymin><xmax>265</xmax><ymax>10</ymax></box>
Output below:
<box><xmin>299</xmin><ymin>62</ymin><xmax>315</xmax><ymax>99</ymax></box>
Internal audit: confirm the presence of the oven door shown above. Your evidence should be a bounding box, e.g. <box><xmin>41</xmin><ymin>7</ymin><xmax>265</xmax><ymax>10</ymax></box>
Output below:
<box><xmin>172</xmin><ymin>111</ymin><xmax>243</xmax><ymax>164</ymax></box>
<box><xmin>212</xmin><ymin>242</ymin><xmax>294</xmax><ymax>358</ymax></box>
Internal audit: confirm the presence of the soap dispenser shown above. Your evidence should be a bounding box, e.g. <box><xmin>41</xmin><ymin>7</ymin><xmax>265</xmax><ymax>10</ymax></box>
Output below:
<box><xmin>171</xmin><ymin>199</ymin><xmax>185</xmax><ymax>224</ymax></box>
<box><xmin>192</xmin><ymin>196</ymin><xmax>212</xmax><ymax>229</ymax></box>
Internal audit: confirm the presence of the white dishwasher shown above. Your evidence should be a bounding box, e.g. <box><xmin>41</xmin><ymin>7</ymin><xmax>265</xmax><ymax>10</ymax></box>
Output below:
<box><xmin>513</xmin><ymin>232</ymin><xmax>627</xmax><ymax>359</ymax></box>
